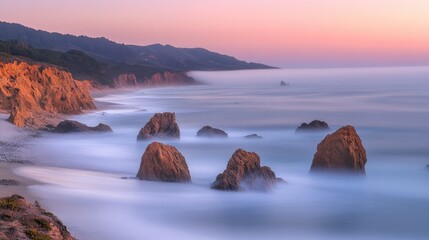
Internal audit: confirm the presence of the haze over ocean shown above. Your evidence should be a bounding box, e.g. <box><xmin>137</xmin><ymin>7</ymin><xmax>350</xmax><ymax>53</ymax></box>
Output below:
<box><xmin>15</xmin><ymin>67</ymin><xmax>429</xmax><ymax>240</ymax></box>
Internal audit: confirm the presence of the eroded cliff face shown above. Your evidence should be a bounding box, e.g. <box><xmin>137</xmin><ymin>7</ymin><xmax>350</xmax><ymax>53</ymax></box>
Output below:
<box><xmin>114</xmin><ymin>73</ymin><xmax>137</xmax><ymax>88</ymax></box>
<box><xmin>142</xmin><ymin>72</ymin><xmax>195</xmax><ymax>87</ymax></box>
<box><xmin>0</xmin><ymin>61</ymin><xmax>95</xmax><ymax>128</ymax></box>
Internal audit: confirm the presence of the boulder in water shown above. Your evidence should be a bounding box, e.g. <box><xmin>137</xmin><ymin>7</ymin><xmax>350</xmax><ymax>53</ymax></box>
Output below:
<box><xmin>296</xmin><ymin>120</ymin><xmax>330</xmax><ymax>132</ymax></box>
<box><xmin>137</xmin><ymin>112</ymin><xmax>180</xmax><ymax>140</ymax></box>
<box><xmin>244</xmin><ymin>134</ymin><xmax>263</xmax><ymax>139</ymax></box>
<box><xmin>197</xmin><ymin>126</ymin><xmax>228</xmax><ymax>138</ymax></box>
<box><xmin>136</xmin><ymin>142</ymin><xmax>191</xmax><ymax>182</ymax></box>
<box><xmin>211</xmin><ymin>149</ymin><xmax>280</xmax><ymax>191</ymax></box>
<box><xmin>310</xmin><ymin>125</ymin><xmax>367</xmax><ymax>174</ymax></box>
<box><xmin>55</xmin><ymin>120</ymin><xmax>113</xmax><ymax>133</ymax></box>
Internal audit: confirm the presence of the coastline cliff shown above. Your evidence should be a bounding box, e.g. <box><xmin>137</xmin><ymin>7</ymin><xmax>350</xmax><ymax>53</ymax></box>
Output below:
<box><xmin>0</xmin><ymin>61</ymin><xmax>95</xmax><ymax>128</ymax></box>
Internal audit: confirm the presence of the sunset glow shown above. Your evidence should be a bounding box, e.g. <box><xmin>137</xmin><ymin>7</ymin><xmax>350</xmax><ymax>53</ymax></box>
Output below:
<box><xmin>1</xmin><ymin>0</ymin><xmax>429</xmax><ymax>67</ymax></box>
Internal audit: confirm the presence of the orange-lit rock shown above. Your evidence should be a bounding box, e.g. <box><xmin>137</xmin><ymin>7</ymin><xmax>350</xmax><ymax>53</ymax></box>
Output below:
<box><xmin>211</xmin><ymin>149</ymin><xmax>279</xmax><ymax>191</ymax></box>
<box><xmin>0</xmin><ymin>61</ymin><xmax>95</xmax><ymax>128</ymax></box>
<box><xmin>310</xmin><ymin>125</ymin><xmax>367</xmax><ymax>174</ymax></box>
<box><xmin>137</xmin><ymin>142</ymin><xmax>191</xmax><ymax>182</ymax></box>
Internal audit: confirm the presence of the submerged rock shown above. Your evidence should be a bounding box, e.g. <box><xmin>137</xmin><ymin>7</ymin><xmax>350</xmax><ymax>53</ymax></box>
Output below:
<box><xmin>0</xmin><ymin>179</ymin><xmax>19</xmax><ymax>185</ymax></box>
<box><xmin>244</xmin><ymin>134</ymin><xmax>263</xmax><ymax>139</ymax></box>
<box><xmin>196</xmin><ymin>126</ymin><xmax>228</xmax><ymax>138</ymax></box>
<box><xmin>211</xmin><ymin>149</ymin><xmax>279</xmax><ymax>191</ymax></box>
<box><xmin>137</xmin><ymin>112</ymin><xmax>180</xmax><ymax>140</ymax></box>
<box><xmin>280</xmin><ymin>81</ymin><xmax>289</xmax><ymax>86</ymax></box>
<box><xmin>0</xmin><ymin>194</ymin><xmax>75</xmax><ymax>240</ymax></box>
<box><xmin>137</xmin><ymin>142</ymin><xmax>191</xmax><ymax>182</ymax></box>
<box><xmin>296</xmin><ymin>120</ymin><xmax>330</xmax><ymax>132</ymax></box>
<box><xmin>310</xmin><ymin>125</ymin><xmax>367</xmax><ymax>174</ymax></box>
<box><xmin>54</xmin><ymin>120</ymin><xmax>113</xmax><ymax>133</ymax></box>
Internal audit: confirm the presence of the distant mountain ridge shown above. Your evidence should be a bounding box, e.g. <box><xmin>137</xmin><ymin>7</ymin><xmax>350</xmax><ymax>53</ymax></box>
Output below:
<box><xmin>0</xmin><ymin>21</ymin><xmax>273</xmax><ymax>71</ymax></box>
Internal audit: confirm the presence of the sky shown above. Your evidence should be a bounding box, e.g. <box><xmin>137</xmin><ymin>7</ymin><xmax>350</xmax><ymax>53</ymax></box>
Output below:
<box><xmin>1</xmin><ymin>0</ymin><xmax>429</xmax><ymax>68</ymax></box>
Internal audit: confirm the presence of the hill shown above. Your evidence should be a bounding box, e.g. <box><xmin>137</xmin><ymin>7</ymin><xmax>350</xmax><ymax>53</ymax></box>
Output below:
<box><xmin>0</xmin><ymin>21</ymin><xmax>274</xmax><ymax>71</ymax></box>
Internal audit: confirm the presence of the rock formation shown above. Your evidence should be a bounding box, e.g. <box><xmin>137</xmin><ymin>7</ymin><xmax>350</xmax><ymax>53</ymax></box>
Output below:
<box><xmin>296</xmin><ymin>120</ymin><xmax>330</xmax><ymax>132</ymax></box>
<box><xmin>196</xmin><ymin>126</ymin><xmax>228</xmax><ymax>138</ymax></box>
<box><xmin>244</xmin><ymin>134</ymin><xmax>263</xmax><ymax>139</ymax></box>
<box><xmin>54</xmin><ymin>120</ymin><xmax>113</xmax><ymax>133</ymax></box>
<box><xmin>0</xmin><ymin>194</ymin><xmax>75</xmax><ymax>240</ymax></box>
<box><xmin>280</xmin><ymin>81</ymin><xmax>289</xmax><ymax>86</ymax></box>
<box><xmin>211</xmin><ymin>149</ymin><xmax>279</xmax><ymax>191</ymax></box>
<box><xmin>137</xmin><ymin>112</ymin><xmax>180</xmax><ymax>140</ymax></box>
<box><xmin>136</xmin><ymin>142</ymin><xmax>191</xmax><ymax>182</ymax></box>
<box><xmin>0</xmin><ymin>61</ymin><xmax>95</xmax><ymax>128</ymax></box>
<box><xmin>310</xmin><ymin>125</ymin><xmax>367</xmax><ymax>174</ymax></box>
<box><xmin>142</xmin><ymin>72</ymin><xmax>196</xmax><ymax>87</ymax></box>
<box><xmin>114</xmin><ymin>74</ymin><xmax>137</xmax><ymax>88</ymax></box>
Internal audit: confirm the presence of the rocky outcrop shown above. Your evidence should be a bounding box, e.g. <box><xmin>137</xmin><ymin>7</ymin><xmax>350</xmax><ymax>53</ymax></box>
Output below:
<box><xmin>136</xmin><ymin>142</ymin><xmax>191</xmax><ymax>182</ymax></box>
<box><xmin>280</xmin><ymin>81</ymin><xmax>289</xmax><ymax>86</ymax></box>
<box><xmin>244</xmin><ymin>134</ymin><xmax>263</xmax><ymax>139</ymax></box>
<box><xmin>142</xmin><ymin>72</ymin><xmax>196</xmax><ymax>87</ymax></box>
<box><xmin>0</xmin><ymin>61</ymin><xmax>95</xmax><ymax>128</ymax></box>
<box><xmin>114</xmin><ymin>73</ymin><xmax>137</xmax><ymax>88</ymax></box>
<box><xmin>196</xmin><ymin>126</ymin><xmax>228</xmax><ymax>138</ymax></box>
<box><xmin>137</xmin><ymin>112</ymin><xmax>180</xmax><ymax>140</ymax></box>
<box><xmin>310</xmin><ymin>125</ymin><xmax>367</xmax><ymax>174</ymax></box>
<box><xmin>0</xmin><ymin>194</ymin><xmax>75</xmax><ymax>240</ymax></box>
<box><xmin>211</xmin><ymin>149</ymin><xmax>279</xmax><ymax>191</ymax></box>
<box><xmin>54</xmin><ymin>120</ymin><xmax>112</xmax><ymax>133</ymax></box>
<box><xmin>296</xmin><ymin>120</ymin><xmax>330</xmax><ymax>132</ymax></box>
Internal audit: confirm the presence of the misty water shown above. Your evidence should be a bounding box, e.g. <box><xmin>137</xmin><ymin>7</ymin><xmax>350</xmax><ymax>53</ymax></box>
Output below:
<box><xmin>15</xmin><ymin>67</ymin><xmax>429</xmax><ymax>240</ymax></box>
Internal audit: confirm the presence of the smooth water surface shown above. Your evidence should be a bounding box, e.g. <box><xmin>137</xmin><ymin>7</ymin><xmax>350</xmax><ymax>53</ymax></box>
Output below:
<box><xmin>17</xmin><ymin>67</ymin><xmax>429</xmax><ymax>240</ymax></box>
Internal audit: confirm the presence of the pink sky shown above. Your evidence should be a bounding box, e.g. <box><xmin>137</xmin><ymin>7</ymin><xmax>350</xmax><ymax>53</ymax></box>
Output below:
<box><xmin>1</xmin><ymin>0</ymin><xmax>429</xmax><ymax>67</ymax></box>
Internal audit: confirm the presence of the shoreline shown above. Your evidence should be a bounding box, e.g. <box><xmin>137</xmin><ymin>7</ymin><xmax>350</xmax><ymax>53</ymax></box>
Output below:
<box><xmin>0</xmin><ymin>113</ymin><xmax>40</xmax><ymax>201</ymax></box>
<box><xmin>0</xmin><ymin>86</ymin><xmax>140</xmax><ymax>201</ymax></box>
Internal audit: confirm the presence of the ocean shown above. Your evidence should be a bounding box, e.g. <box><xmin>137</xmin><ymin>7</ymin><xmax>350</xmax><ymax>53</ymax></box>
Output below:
<box><xmin>15</xmin><ymin>67</ymin><xmax>429</xmax><ymax>240</ymax></box>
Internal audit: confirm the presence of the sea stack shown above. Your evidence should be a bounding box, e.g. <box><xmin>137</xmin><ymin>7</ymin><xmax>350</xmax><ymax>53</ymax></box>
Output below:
<box><xmin>296</xmin><ymin>120</ymin><xmax>330</xmax><ymax>132</ymax></box>
<box><xmin>211</xmin><ymin>149</ymin><xmax>279</xmax><ymax>191</ymax></box>
<box><xmin>137</xmin><ymin>112</ymin><xmax>180</xmax><ymax>140</ymax></box>
<box><xmin>136</xmin><ymin>142</ymin><xmax>191</xmax><ymax>182</ymax></box>
<box><xmin>196</xmin><ymin>126</ymin><xmax>228</xmax><ymax>138</ymax></box>
<box><xmin>310</xmin><ymin>125</ymin><xmax>367</xmax><ymax>174</ymax></box>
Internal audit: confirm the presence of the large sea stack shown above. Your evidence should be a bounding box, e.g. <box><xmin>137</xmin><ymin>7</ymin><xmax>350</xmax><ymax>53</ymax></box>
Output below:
<box><xmin>137</xmin><ymin>112</ymin><xmax>180</xmax><ymax>140</ymax></box>
<box><xmin>211</xmin><ymin>149</ymin><xmax>279</xmax><ymax>191</ymax></box>
<box><xmin>310</xmin><ymin>125</ymin><xmax>367</xmax><ymax>174</ymax></box>
<box><xmin>136</xmin><ymin>142</ymin><xmax>191</xmax><ymax>182</ymax></box>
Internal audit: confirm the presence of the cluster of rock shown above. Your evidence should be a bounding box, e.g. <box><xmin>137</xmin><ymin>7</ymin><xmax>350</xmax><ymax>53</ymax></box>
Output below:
<box><xmin>0</xmin><ymin>194</ymin><xmax>75</xmax><ymax>240</ymax></box>
<box><xmin>136</xmin><ymin>142</ymin><xmax>280</xmax><ymax>191</ymax></box>
<box><xmin>296</xmin><ymin>120</ymin><xmax>330</xmax><ymax>132</ymax></box>
<box><xmin>134</xmin><ymin>114</ymin><xmax>368</xmax><ymax>188</ymax></box>
<box><xmin>0</xmin><ymin>61</ymin><xmax>95</xmax><ymax>129</ymax></box>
